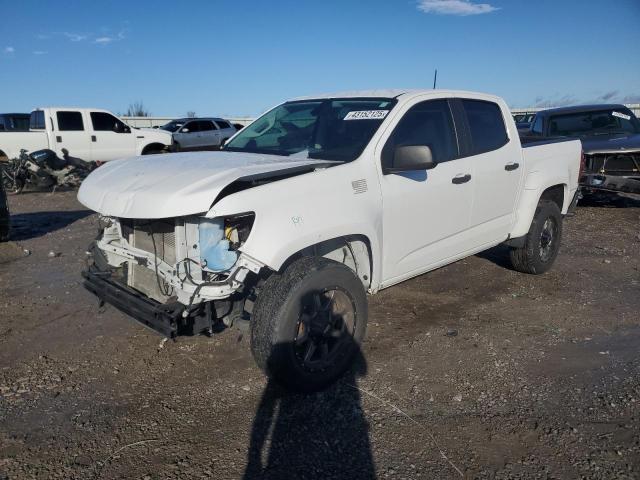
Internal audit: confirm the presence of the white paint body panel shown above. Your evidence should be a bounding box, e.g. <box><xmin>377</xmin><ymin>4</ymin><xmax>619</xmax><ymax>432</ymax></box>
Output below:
<box><xmin>77</xmin><ymin>151</ymin><xmax>329</xmax><ymax>219</ymax></box>
<box><xmin>79</xmin><ymin>89</ymin><xmax>581</xmax><ymax>296</ymax></box>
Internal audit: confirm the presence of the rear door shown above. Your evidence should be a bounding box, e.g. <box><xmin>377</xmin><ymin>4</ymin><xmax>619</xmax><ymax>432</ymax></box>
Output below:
<box><xmin>53</xmin><ymin>110</ymin><xmax>92</xmax><ymax>161</ymax></box>
<box><xmin>454</xmin><ymin>98</ymin><xmax>523</xmax><ymax>244</ymax></box>
<box><xmin>214</xmin><ymin>120</ymin><xmax>235</xmax><ymax>145</ymax></box>
<box><xmin>89</xmin><ymin>111</ymin><xmax>136</xmax><ymax>161</ymax></box>
<box><xmin>197</xmin><ymin>120</ymin><xmax>220</xmax><ymax>148</ymax></box>
<box><xmin>379</xmin><ymin>98</ymin><xmax>474</xmax><ymax>285</ymax></box>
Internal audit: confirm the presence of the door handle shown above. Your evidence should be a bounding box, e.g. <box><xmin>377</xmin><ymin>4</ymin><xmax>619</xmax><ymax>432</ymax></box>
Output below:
<box><xmin>452</xmin><ymin>174</ymin><xmax>471</xmax><ymax>184</ymax></box>
<box><xmin>91</xmin><ymin>135</ymin><xmax>97</xmax><ymax>142</ymax></box>
<box><xmin>504</xmin><ymin>162</ymin><xmax>520</xmax><ymax>171</ymax></box>
<box><xmin>56</xmin><ymin>136</ymin><xmax>62</xmax><ymax>143</ymax></box>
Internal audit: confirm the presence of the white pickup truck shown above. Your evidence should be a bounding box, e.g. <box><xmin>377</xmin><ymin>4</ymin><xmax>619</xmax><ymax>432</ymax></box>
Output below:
<box><xmin>0</xmin><ymin>108</ymin><xmax>173</xmax><ymax>162</ymax></box>
<box><xmin>78</xmin><ymin>89</ymin><xmax>582</xmax><ymax>391</ymax></box>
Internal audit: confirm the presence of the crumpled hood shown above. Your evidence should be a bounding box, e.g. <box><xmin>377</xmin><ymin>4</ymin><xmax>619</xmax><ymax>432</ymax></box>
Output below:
<box><xmin>77</xmin><ymin>151</ymin><xmax>327</xmax><ymax>219</ymax></box>
<box><xmin>580</xmin><ymin>133</ymin><xmax>640</xmax><ymax>154</ymax></box>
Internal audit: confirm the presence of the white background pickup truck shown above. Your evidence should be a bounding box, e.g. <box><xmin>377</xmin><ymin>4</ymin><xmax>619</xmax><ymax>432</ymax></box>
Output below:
<box><xmin>79</xmin><ymin>89</ymin><xmax>582</xmax><ymax>391</ymax></box>
<box><xmin>0</xmin><ymin>108</ymin><xmax>173</xmax><ymax>162</ymax></box>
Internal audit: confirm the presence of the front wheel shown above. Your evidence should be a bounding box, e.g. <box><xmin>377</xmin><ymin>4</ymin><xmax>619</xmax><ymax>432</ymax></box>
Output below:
<box><xmin>250</xmin><ymin>257</ymin><xmax>368</xmax><ymax>392</ymax></box>
<box><xmin>509</xmin><ymin>200</ymin><xmax>563</xmax><ymax>274</ymax></box>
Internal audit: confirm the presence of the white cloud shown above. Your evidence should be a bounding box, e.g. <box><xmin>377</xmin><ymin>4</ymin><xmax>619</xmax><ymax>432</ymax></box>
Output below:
<box><xmin>63</xmin><ymin>32</ymin><xmax>87</xmax><ymax>42</ymax></box>
<box><xmin>33</xmin><ymin>50</ymin><xmax>48</xmax><ymax>55</ymax></box>
<box><xmin>417</xmin><ymin>0</ymin><xmax>499</xmax><ymax>16</ymax></box>
<box><xmin>3</xmin><ymin>46</ymin><xmax>15</xmax><ymax>54</ymax></box>
<box><xmin>94</xmin><ymin>30</ymin><xmax>126</xmax><ymax>45</ymax></box>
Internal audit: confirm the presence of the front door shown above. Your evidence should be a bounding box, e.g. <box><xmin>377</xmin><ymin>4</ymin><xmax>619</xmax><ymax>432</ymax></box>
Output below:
<box><xmin>379</xmin><ymin>99</ymin><xmax>474</xmax><ymax>286</ymax></box>
<box><xmin>89</xmin><ymin>111</ymin><xmax>136</xmax><ymax>162</ymax></box>
<box><xmin>174</xmin><ymin>120</ymin><xmax>200</xmax><ymax>149</ymax></box>
<box><xmin>53</xmin><ymin>111</ymin><xmax>92</xmax><ymax>161</ymax></box>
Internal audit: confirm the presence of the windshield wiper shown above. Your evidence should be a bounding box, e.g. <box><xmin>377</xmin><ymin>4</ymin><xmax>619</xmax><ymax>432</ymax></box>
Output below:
<box><xmin>224</xmin><ymin>147</ymin><xmax>291</xmax><ymax>156</ymax></box>
<box><xmin>586</xmin><ymin>130</ymin><xmax>630</xmax><ymax>136</ymax></box>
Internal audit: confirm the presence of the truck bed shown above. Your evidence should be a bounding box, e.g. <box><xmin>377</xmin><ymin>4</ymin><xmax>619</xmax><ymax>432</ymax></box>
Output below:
<box><xmin>0</xmin><ymin>132</ymin><xmax>48</xmax><ymax>160</ymax></box>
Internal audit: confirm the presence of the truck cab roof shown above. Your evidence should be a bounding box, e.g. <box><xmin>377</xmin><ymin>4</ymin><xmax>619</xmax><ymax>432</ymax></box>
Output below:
<box><xmin>292</xmin><ymin>89</ymin><xmax>503</xmax><ymax>103</ymax></box>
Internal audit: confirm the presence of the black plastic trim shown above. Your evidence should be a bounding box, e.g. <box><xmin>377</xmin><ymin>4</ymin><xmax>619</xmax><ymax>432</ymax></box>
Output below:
<box><xmin>82</xmin><ymin>268</ymin><xmax>182</xmax><ymax>338</ymax></box>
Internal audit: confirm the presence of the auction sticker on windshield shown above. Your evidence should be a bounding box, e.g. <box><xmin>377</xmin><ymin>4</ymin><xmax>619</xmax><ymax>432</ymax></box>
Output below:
<box><xmin>612</xmin><ymin>111</ymin><xmax>631</xmax><ymax>121</ymax></box>
<box><xmin>344</xmin><ymin>110</ymin><xmax>389</xmax><ymax>120</ymax></box>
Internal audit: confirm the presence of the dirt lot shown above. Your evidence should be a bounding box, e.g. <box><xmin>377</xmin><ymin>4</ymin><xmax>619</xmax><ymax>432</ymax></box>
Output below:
<box><xmin>0</xmin><ymin>190</ymin><xmax>639</xmax><ymax>480</ymax></box>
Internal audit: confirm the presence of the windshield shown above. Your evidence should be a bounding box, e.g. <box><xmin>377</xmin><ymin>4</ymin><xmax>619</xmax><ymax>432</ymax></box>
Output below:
<box><xmin>224</xmin><ymin>98</ymin><xmax>397</xmax><ymax>161</ymax></box>
<box><xmin>160</xmin><ymin>120</ymin><xmax>186</xmax><ymax>133</ymax></box>
<box><xmin>549</xmin><ymin>109</ymin><xmax>640</xmax><ymax>137</ymax></box>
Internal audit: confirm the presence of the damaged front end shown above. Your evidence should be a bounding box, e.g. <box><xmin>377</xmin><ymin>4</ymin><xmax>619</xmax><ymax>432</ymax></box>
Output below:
<box><xmin>83</xmin><ymin>213</ymin><xmax>263</xmax><ymax>337</ymax></box>
<box><xmin>581</xmin><ymin>151</ymin><xmax>640</xmax><ymax>196</ymax></box>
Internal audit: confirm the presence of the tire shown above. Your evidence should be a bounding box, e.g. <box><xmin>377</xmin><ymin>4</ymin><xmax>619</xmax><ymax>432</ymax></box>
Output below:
<box><xmin>509</xmin><ymin>200</ymin><xmax>563</xmax><ymax>274</ymax></box>
<box><xmin>250</xmin><ymin>257</ymin><xmax>368</xmax><ymax>392</ymax></box>
<box><xmin>173</xmin><ymin>142</ymin><xmax>181</xmax><ymax>152</ymax></box>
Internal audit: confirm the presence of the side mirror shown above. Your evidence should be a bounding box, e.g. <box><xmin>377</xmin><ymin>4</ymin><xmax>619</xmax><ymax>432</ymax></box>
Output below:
<box><xmin>384</xmin><ymin>145</ymin><xmax>437</xmax><ymax>174</ymax></box>
<box><xmin>180</xmin><ymin>127</ymin><xmax>190</xmax><ymax>133</ymax></box>
<box><xmin>113</xmin><ymin>123</ymin><xmax>130</xmax><ymax>134</ymax></box>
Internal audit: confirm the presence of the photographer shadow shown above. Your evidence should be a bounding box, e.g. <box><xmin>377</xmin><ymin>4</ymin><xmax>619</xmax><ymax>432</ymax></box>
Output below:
<box><xmin>243</xmin><ymin>342</ymin><xmax>375</xmax><ymax>479</ymax></box>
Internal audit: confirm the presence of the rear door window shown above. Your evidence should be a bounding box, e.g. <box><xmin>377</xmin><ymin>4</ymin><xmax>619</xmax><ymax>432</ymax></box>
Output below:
<box><xmin>461</xmin><ymin>99</ymin><xmax>508</xmax><ymax>155</ymax></box>
<box><xmin>215</xmin><ymin>120</ymin><xmax>231</xmax><ymax>129</ymax></box>
<box><xmin>57</xmin><ymin>111</ymin><xmax>84</xmax><ymax>131</ymax></box>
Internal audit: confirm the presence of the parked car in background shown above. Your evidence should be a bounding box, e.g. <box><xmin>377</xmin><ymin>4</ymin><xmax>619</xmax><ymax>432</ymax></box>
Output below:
<box><xmin>522</xmin><ymin>104</ymin><xmax>640</xmax><ymax>196</ymax></box>
<box><xmin>513</xmin><ymin>112</ymin><xmax>536</xmax><ymax>132</ymax></box>
<box><xmin>160</xmin><ymin>117</ymin><xmax>236</xmax><ymax>151</ymax></box>
<box><xmin>0</xmin><ymin>180</ymin><xmax>9</xmax><ymax>241</ymax></box>
<box><xmin>0</xmin><ymin>108</ymin><xmax>173</xmax><ymax>162</ymax></box>
<box><xmin>0</xmin><ymin>113</ymin><xmax>30</xmax><ymax>132</ymax></box>
<box><xmin>79</xmin><ymin>89</ymin><xmax>581</xmax><ymax>392</ymax></box>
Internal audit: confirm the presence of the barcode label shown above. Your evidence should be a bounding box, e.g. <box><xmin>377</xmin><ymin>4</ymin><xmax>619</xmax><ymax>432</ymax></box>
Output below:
<box><xmin>344</xmin><ymin>110</ymin><xmax>389</xmax><ymax>121</ymax></box>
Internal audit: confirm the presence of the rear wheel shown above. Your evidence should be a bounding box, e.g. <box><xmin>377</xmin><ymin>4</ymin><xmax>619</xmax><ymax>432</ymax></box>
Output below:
<box><xmin>250</xmin><ymin>257</ymin><xmax>367</xmax><ymax>392</ymax></box>
<box><xmin>509</xmin><ymin>200</ymin><xmax>563</xmax><ymax>274</ymax></box>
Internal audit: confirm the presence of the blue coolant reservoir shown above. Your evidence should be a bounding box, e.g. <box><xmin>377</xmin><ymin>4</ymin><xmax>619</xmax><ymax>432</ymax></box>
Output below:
<box><xmin>199</xmin><ymin>218</ymin><xmax>238</xmax><ymax>272</ymax></box>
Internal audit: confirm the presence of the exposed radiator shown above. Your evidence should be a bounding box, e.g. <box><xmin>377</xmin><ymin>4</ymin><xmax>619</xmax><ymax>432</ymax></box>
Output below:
<box><xmin>122</xmin><ymin>219</ymin><xmax>177</xmax><ymax>303</ymax></box>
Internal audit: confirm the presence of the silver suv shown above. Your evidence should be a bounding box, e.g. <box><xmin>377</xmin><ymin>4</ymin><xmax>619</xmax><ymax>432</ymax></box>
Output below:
<box><xmin>160</xmin><ymin>118</ymin><xmax>237</xmax><ymax>151</ymax></box>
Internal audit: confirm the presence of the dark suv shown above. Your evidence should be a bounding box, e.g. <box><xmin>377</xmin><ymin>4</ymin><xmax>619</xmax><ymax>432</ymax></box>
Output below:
<box><xmin>523</xmin><ymin>104</ymin><xmax>640</xmax><ymax>196</ymax></box>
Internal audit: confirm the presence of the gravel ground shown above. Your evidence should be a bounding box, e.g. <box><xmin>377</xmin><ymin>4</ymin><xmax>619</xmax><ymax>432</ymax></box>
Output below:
<box><xmin>0</xmin><ymin>190</ymin><xmax>639</xmax><ymax>479</ymax></box>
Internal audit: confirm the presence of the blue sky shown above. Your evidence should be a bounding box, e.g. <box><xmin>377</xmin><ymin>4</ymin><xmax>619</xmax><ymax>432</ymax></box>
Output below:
<box><xmin>1</xmin><ymin>0</ymin><xmax>639</xmax><ymax>117</ymax></box>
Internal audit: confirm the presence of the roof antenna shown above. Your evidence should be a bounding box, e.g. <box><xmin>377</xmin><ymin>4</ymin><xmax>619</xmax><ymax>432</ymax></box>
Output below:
<box><xmin>433</xmin><ymin>69</ymin><xmax>438</xmax><ymax>89</ymax></box>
